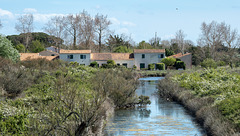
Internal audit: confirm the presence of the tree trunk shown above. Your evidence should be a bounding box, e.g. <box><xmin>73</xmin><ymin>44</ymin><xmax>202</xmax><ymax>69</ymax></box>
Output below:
<box><xmin>75</xmin><ymin>122</ymin><xmax>87</xmax><ymax>136</ymax></box>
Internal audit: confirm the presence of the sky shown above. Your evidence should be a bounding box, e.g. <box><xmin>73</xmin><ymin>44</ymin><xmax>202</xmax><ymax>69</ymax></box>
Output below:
<box><xmin>0</xmin><ymin>0</ymin><xmax>240</xmax><ymax>45</ymax></box>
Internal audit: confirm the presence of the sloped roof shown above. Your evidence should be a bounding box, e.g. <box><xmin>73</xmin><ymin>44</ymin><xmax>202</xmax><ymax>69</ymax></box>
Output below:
<box><xmin>20</xmin><ymin>53</ymin><xmax>58</xmax><ymax>61</ymax></box>
<box><xmin>60</xmin><ymin>49</ymin><xmax>91</xmax><ymax>54</ymax></box>
<box><xmin>168</xmin><ymin>53</ymin><xmax>191</xmax><ymax>58</ymax></box>
<box><xmin>91</xmin><ymin>53</ymin><xmax>134</xmax><ymax>61</ymax></box>
<box><xmin>134</xmin><ymin>49</ymin><xmax>165</xmax><ymax>53</ymax></box>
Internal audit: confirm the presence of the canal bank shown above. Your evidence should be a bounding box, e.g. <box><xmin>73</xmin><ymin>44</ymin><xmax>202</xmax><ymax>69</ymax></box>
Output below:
<box><xmin>104</xmin><ymin>77</ymin><xmax>206</xmax><ymax>135</ymax></box>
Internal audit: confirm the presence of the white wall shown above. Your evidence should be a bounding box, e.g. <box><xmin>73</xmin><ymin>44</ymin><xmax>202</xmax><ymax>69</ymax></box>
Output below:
<box><xmin>60</xmin><ymin>54</ymin><xmax>91</xmax><ymax>65</ymax></box>
<box><xmin>134</xmin><ymin>53</ymin><xmax>165</xmax><ymax>69</ymax></box>
<box><xmin>93</xmin><ymin>60</ymin><xmax>134</xmax><ymax>68</ymax></box>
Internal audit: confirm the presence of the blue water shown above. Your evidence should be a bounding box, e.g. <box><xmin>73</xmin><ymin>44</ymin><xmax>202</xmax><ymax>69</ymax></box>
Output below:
<box><xmin>104</xmin><ymin>77</ymin><xmax>206</xmax><ymax>136</ymax></box>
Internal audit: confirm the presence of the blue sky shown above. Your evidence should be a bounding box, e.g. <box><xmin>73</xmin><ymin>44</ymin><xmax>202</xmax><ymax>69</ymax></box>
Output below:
<box><xmin>1</xmin><ymin>0</ymin><xmax>240</xmax><ymax>44</ymax></box>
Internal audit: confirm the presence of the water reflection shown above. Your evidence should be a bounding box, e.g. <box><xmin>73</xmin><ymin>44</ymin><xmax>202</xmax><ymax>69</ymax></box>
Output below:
<box><xmin>104</xmin><ymin>77</ymin><xmax>206</xmax><ymax>136</ymax></box>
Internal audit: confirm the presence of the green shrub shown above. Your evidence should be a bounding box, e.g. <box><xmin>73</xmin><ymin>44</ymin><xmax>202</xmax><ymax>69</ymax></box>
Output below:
<box><xmin>175</xmin><ymin>61</ymin><xmax>186</xmax><ymax>70</ymax></box>
<box><xmin>156</xmin><ymin>63</ymin><xmax>165</xmax><ymax>70</ymax></box>
<box><xmin>217</xmin><ymin>61</ymin><xmax>226</xmax><ymax>66</ymax></box>
<box><xmin>148</xmin><ymin>64</ymin><xmax>155</xmax><ymax>70</ymax></box>
<box><xmin>107</xmin><ymin>60</ymin><xmax>115</xmax><ymax>65</ymax></box>
<box><xmin>90</xmin><ymin>61</ymin><xmax>98</xmax><ymax>68</ymax></box>
<box><xmin>200</xmin><ymin>58</ymin><xmax>217</xmax><ymax>69</ymax></box>
<box><xmin>161</xmin><ymin>57</ymin><xmax>176</xmax><ymax>67</ymax></box>
<box><xmin>133</xmin><ymin>65</ymin><xmax>137</xmax><ymax>70</ymax></box>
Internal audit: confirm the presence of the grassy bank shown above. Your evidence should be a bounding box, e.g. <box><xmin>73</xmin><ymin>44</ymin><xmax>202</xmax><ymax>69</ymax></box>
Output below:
<box><xmin>157</xmin><ymin>68</ymin><xmax>240</xmax><ymax>136</ymax></box>
<box><xmin>0</xmin><ymin>58</ymin><xmax>139</xmax><ymax>135</ymax></box>
<box><xmin>136</xmin><ymin>70</ymin><xmax>167</xmax><ymax>77</ymax></box>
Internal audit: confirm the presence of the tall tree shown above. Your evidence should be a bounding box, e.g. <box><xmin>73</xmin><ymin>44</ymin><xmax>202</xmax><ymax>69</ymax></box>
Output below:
<box><xmin>63</xmin><ymin>14</ymin><xmax>81</xmax><ymax>49</ymax></box>
<box><xmin>94</xmin><ymin>14</ymin><xmax>111</xmax><ymax>53</ymax></box>
<box><xmin>43</xmin><ymin>16</ymin><xmax>64</xmax><ymax>49</ymax></box>
<box><xmin>175</xmin><ymin>29</ymin><xmax>186</xmax><ymax>54</ymax></box>
<box><xmin>149</xmin><ymin>33</ymin><xmax>161</xmax><ymax>48</ymax></box>
<box><xmin>78</xmin><ymin>10</ymin><xmax>95</xmax><ymax>49</ymax></box>
<box><xmin>222</xmin><ymin>24</ymin><xmax>240</xmax><ymax>68</ymax></box>
<box><xmin>198</xmin><ymin>21</ymin><xmax>225</xmax><ymax>59</ymax></box>
<box><xmin>15</xmin><ymin>14</ymin><xmax>34</xmax><ymax>52</ymax></box>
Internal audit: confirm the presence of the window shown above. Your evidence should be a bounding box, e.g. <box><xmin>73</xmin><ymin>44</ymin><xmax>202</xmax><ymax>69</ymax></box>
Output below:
<box><xmin>140</xmin><ymin>63</ymin><xmax>145</xmax><ymax>69</ymax></box>
<box><xmin>80</xmin><ymin>55</ymin><xmax>86</xmax><ymax>59</ymax></box>
<box><xmin>122</xmin><ymin>63</ymin><xmax>128</xmax><ymax>68</ymax></box>
<box><xmin>67</xmin><ymin>55</ymin><xmax>73</xmax><ymax>59</ymax></box>
<box><xmin>158</xmin><ymin>54</ymin><xmax>164</xmax><ymax>58</ymax></box>
<box><xmin>142</xmin><ymin>54</ymin><xmax>145</xmax><ymax>59</ymax></box>
<box><xmin>117</xmin><ymin>63</ymin><xmax>120</xmax><ymax>66</ymax></box>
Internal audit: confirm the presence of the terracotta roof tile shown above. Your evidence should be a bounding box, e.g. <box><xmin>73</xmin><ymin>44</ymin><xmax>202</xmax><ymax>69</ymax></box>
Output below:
<box><xmin>20</xmin><ymin>53</ymin><xmax>58</xmax><ymax>61</ymax></box>
<box><xmin>134</xmin><ymin>49</ymin><xmax>165</xmax><ymax>53</ymax></box>
<box><xmin>60</xmin><ymin>49</ymin><xmax>91</xmax><ymax>54</ymax></box>
<box><xmin>91</xmin><ymin>53</ymin><xmax>134</xmax><ymax>60</ymax></box>
<box><xmin>168</xmin><ymin>53</ymin><xmax>191</xmax><ymax>58</ymax></box>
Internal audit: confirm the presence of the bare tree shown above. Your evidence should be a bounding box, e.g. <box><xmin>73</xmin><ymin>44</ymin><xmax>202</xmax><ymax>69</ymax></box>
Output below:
<box><xmin>78</xmin><ymin>10</ymin><xmax>95</xmax><ymax>49</ymax></box>
<box><xmin>94</xmin><ymin>14</ymin><xmax>111</xmax><ymax>53</ymax></box>
<box><xmin>175</xmin><ymin>29</ymin><xmax>186</xmax><ymax>54</ymax></box>
<box><xmin>43</xmin><ymin>16</ymin><xmax>64</xmax><ymax>49</ymax></box>
<box><xmin>198</xmin><ymin>21</ymin><xmax>225</xmax><ymax>59</ymax></box>
<box><xmin>63</xmin><ymin>14</ymin><xmax>82</xmax><ymax>49</ymax></box>
<box><xmin>222</xmin><ymin>24</ymin><xmax>240</xmax><ymax>68</ymax></box>
<box><xmin>149</xmin><ymin>32</ymin><xmax>161</xmax><ymax>48</ymax></box>
<box><xmin>15</xmin><ymin>14</ymin><xmax>34</xmax><ymax>51</ymax></box>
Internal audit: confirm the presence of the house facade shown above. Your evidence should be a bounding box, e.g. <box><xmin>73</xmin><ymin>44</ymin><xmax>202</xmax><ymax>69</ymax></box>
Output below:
<box><xmin>59</xmin><ymin>49</ymin><xmax>166</xmax><ymax>70</ymax></box>
<box><xmin>168</xmin><ymin>53</ymin><xmax>192</xmax><ymax>69</ymax></box>
<box><xmin>59</xmin><ymin>50</ymin><xmax>91</xmax><ymax>66</ymax></box>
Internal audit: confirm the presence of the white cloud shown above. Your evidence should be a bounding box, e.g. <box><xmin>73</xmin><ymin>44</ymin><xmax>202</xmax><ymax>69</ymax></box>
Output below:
<box><xmin>0</xmin><ymin>8</ymin><xmax>14</xmax><ymax>18</ymax></box>
<box><xmin>109</xmin><ymin>17</ymin><xmax>121</xmax><ymax>25</ymax></box>
<box><xmin>117</xmin><ymin>28</ymin><xmax>129</xmax><ymax>35</ymax></box>
<box><xmin>33</xmin><ymin>13</ymin><xmax>65</xmax><ymax>23</ymax></box>
<box><xmin>122</xmin><ymin>21</ymin><xmax>136</xmax><ymax>27</ymax></box>
<box><xmin>23</xmin><ymin>8</ymin><xmax>37</xmax><ymax>13</ymax></box>
<box><xmin>95</xmin><ymin>5</ymin><xmax>101</xmax><ymax>9</ymax></box>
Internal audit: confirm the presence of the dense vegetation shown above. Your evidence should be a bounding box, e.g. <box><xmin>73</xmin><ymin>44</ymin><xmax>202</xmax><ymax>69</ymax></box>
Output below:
<box><xmin>0</xmin><ymin>57</ymin><xmax>139</xmax><ymax>135</ymax></box>
<box><xmin>158</xmin><ymin>68</ymin><xmax>240</xmax><ymax>136</ymax></box>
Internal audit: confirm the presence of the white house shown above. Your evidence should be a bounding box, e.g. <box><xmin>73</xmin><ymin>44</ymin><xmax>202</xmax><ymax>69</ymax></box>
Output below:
<box><xmin>59</xmin><ymin>50</ymin><xmax>91</xmax><ymax>66</ymax></box>
<box><xmin>59</xmin><ymin>49</ymin><xmax>166</xmax><ymax>69</ymax></box>
<box><xmin>134</xmin><ymin>49</ymin><xmax>165</xmax><ymax>69</ymax></box>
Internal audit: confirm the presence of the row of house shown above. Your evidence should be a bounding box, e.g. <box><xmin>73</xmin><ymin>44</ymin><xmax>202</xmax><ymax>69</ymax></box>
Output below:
<box><xmin>20</xmin><ymin>46</ymin><xmax>192</xmax><ymax>70</ymax></box>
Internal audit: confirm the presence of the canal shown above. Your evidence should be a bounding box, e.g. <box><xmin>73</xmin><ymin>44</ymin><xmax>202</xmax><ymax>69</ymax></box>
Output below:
<box><xmin>104</xmin><ymin>77</ymin><xmax>206</xmax><ymax>136</ymax></box>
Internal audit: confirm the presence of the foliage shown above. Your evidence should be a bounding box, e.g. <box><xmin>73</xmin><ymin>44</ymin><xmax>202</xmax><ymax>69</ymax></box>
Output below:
<box><xmin>90</xmin><ymin>61</ymin><xmax>98</xmax><ymax>67</ymax></box>
<box><xmin>107</xmin><ymin>60</ymin><xmax>115</xmax><ymax>65</ymax></box>
<box><xmin>161</xmin><ymin>57</ymin><xmax>176</xmax><ymax>67</ymax></box>
<box><xmin>31</xmin><ymin>40</ymin><xmax>45</xmax><ymax>53</ymax></box>
<box><xmin>7</xmin><ymin>32</ymin><xmax>63</xmax><ymax>49</ymax></box>
<box><xmin>92</xmin><ymin>68</ymin><xmax>139</xmax><ymax>108</ymax></box>
<box><xmin>148</xmin><ymin>64</ymin><xmax>155</xmax><ymax>70</ymax></box>
<box><xmin>217</xmin><ymin>60</ymin><xmax>226</xmax><ymax>66</ymax></box>
<box><xmin>132</xmin><ymin>65</ymin><xmax>137</xmax><ymax>70</ymax></box>
<box><xmin>138</xmin><ymin>95</ymin><xmax>151</xmax><ymax>106</ymax></box>
<box><xmin>165</xmin><ymin>48</ymin><xmax>174</xmax><ymax>57</ymax></box>
<box><xmin>15</xmin><ymin>44</ymin><xmax>25</xmax><ymax>53</ymax></box>
<box><xmin>172</xmin><ymin>68</ymin><xmax>240</xmax><ymax>128</ymax></box>
<box><xmin>137</xmin><ymin>41</ymin><xmax>153</xmax><ymax>49</ymax></box>
<box><xmin>200</xmin><ymin>58</ymin><xmax>217</xmax><ymax>69</ymax></box>
<box><xmin>175</xmin><ymin>61</ymin><xmax>186</xmax><ymax>70</ymax></box>
<box><xmin>0</xmin><ymin>35</ymin><xmax>20</xmax><ymax>62</ymax></box>
<box><xmin>113</xmin><ymin>46</ymin><xmax>132</xmax><ymax>53</ymax></box>
<box><xmin>156</xmin><ymin>63</ymin><xmax>165</xmax><ymax>70</ymax></box>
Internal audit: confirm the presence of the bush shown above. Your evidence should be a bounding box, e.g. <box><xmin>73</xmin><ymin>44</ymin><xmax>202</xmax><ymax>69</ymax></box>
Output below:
<box><xmin>175</xmin><ymin>61</ymin><xmax>186</xmax><ymax>70</ymax></box>
<box><xmin>148</xmin><ymin>64</ymin><xmax>155</xmax><ymax>70</ymax></box>
<box><xmin>200</xmin><ymin>58</ymin><xmax>217</xmax><ymax>69</ymax></box>
<box><xmin>156</xmin><ymin>63</ymin><xmax>165</xmax><ymax>70</ymax></box>
<box><xmin>107</xmin><ymin>60</ymin><xmax>115</xmax><ymax>65</ymax></box>
<box><xmin>161</xmin><ymin>57</ymin><xmax>176</xmax><ymax>68</ymax></box>
<box><xmin>217</xmin><ymin>61</ymin><xmax>226</xmax><ymax>66</ymax></box>
<box><xmin>90</xmin><ymin>61</ymin><xmax>98</xmax><ymax>68</ymax></box>
<box><xmin>133</xmin><ymin>65</ymin><xmax>137</xmax><ymax>70</ymax></box>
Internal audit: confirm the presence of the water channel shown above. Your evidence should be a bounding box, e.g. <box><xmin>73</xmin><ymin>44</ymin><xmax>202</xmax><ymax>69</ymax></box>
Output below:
<box><xmin>104</xmin><ymin>77</ymin><xmax>206</xmax><ymax>136</ymax></box>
